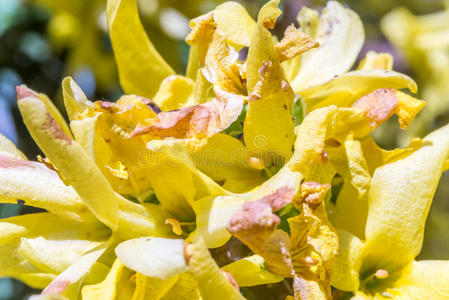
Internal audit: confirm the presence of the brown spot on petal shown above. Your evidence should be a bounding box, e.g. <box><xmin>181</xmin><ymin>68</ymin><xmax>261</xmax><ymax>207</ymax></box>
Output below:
<box><xmin>299</xmin><ymin>182</ymin><xmax>331</xmax><ymax>209</ymax></box>
<box><xmin>183</xmin><ymin>242</ymin><xmax>192</xmax><ymax>265</ymax></box>
<box><xmin>275</xmin><ymin>25</ymin><xmax>319</xmax><ymax>62</ymax></box>
<box><xmin>281</xmin><ymin>80</ymin><xmax>290</xmax><ymax>91</ymax></box>
<box><xmin>222</xmin><ymin>270</ymin><xmax>240</xmax><ymax>291</ymax></box>
<box><xmin>324</xmin><ymin>138</ymin><xmax>341</xmax><ymax>147</ymax></box>
<box><xmin>263</xmin><ymin>17</ymin><xmax>277</xmax><ymax>30</ymax></box>
<box><xmin>375</xmin><ymin>269</ymin><xmax>389</xmax><ymax>279</ymax></box>
<box><xmin>42</xmin><ymin>112</ymin><xmax>72</xmax><ymax>144</ymax></box>
<box><xmin>352</xmin><ymin>88</ymin><xmax>398</xmax><ymax>129</ymax></box>
<box><xmin>247</xmin><ymin>93</ymin><xmax>262</xmax><ymax>102</ymax></box>
<box><xmin>321</xmin><ymin>150</ymin><xmax>328</xmax><ymax>163</ymax></box>
<box><xmin>258</xmin><ymin>61</ymin><xmax>272</xmax><ymax>78</ymax></box>
<box><xmin>100</xmin><ymin>101</ymin><xmax>114</xmax><ymax>110</ymax></box>
<box><xmin>42</xmin><ymin>280</ymin><xmax>70</xmax><ymax>295</ymax></box>
<box><xmin>16</xmin><ymin>85</ymin><xmax>38</xmax><ymax>100</ymax></box>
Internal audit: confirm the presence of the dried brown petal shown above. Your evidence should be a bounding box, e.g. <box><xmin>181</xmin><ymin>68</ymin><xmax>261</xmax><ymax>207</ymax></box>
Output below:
<box><xmin>352</xmin><ymin>88</ymin><xmax>398</xmax><ymax>129</ymax></box>
<box><xmin>132</xmin><ymin>88</ymin><xmax>244</xmax><ymax>139</ymax></box>
<box><xmin>275</xmin><ymin>25</ymin><xmax>319</xmax><ymax>63</ymax></box>
<box><xmin>227</xmin><ymin>187</ymin><xmax>295</xmax><ymax>277</ymax></box>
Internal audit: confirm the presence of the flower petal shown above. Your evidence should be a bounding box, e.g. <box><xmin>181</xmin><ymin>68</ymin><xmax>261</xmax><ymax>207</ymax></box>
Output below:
<box><xmin>299</xmin><ymin>69</ymin><xmax>417</xmax><ymax>114</ymax></box>
<box><xmin>62</xmin><ymin>77</ymin><xmax>92</xmax><ymax>122</ymax></box>
<box><xmin>153</xmin><ymin>75</ymin><xmax>195</xmax><ymax>111</ymax></box>
<box><xmin>0</xmin><ymin>133</ymin><xmax>27</xmax><ymax>160</ymax></box>
<box><xmin>131</xmin><ymin>272</ymin><xmax>178</xmax><ymax>300</ymax></box>
<box><xmin>290</xmin><ymin>1</ymin><xmax>364</xmax><ymax>91</ymax></box>
<box><xmin>222</xmin><ymin>255</ymin><xmax>283</xmax><ymax>287</ymax></box>
<box><xmin>395</xmin><ymin>260</ymin><xmax>449</xmax><ymax>299</ymax></box>
<box><xmin>184</xmin><ymin>238</ymin><xmax>245</xmax><ymax>300</ymax></box>
<box><xmin>43</xmin><ymin>237</ymin><xmax>114</xmax><ymax>295</ymax></box>
<box><xmin>212</xmin><ymin>1</ymin><xmax>256</xmax><ymax>49</ymax></box>
<box><xmin>81</xmin><ymin>259</ymin><xmax>135</xmax><ymax>300</ymax></box>
<box><xmin>162</xmin><ymin>272</ymin><xmax>201</xmax><ymax>300</ymax></box>
<box><xmin>331</xmin><ymin>230</ymin><xmax>364</xmax><ymax>292</ymax></box>
<box><xmin>188</xmin><ymin>195</ymin><xmax>246</xmax><ymax>248</ymax></box>
<box><xmin>18</xmin><ymin>86</ymin><xmax>120</xmax><ymax>230</ymax></box>
<box><xmin>244</xmin><ymin>0</ymin><xmax>295</xmax><ymax>166</ymax></box>
<box><xmin>115</xmin><ymin>237</ymin><xmax>188</xmax><ymax>279</ymax></box>
<box><xmin>0</xmin><ymin>155</ymin><xmax>86</xmax><ymax>218</ymax></box>
<box><xmin>364</xmin><ymin>123</ymin><xmax>449</xmax><ymax>269</ymax></box>
<box><xmin>106</xmin><ymin>0</ymin><xmax>175</xmax><ymax>98</ymax></box>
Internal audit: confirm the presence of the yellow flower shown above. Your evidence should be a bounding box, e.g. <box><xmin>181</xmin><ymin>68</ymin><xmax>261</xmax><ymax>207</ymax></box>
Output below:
<box><xmin>0</xmin><ymin>0</ymin><xmax>445</xmax><ymax>299</ymax></box>
<box><xmin>332</xmin><ymin>124</ymin><xmax>449</xmax><ymax>299</ymax></box>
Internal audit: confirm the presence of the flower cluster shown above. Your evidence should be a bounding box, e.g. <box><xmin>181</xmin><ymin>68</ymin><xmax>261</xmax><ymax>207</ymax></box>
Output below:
<box><xmin>1</xmin><ymin>0</ymin><xmax>448</xmax><ymax>299</ymax></box>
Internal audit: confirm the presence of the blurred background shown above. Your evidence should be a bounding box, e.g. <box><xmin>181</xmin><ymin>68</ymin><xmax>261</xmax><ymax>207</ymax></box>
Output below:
<box><xmin>0</xmin><ymin>0</ymin><xmax>448</xmax><ymax>298</ymax></box>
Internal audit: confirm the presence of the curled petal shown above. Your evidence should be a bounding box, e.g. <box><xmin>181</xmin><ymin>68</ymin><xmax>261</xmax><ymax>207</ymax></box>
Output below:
<box><xmin>275</xmin><ymin>25</ymin><xmax>319</xmax><ymax>63</ymax></box>
<box><xmin>132</xmin><ymin>88</ymin><xmax>244</xmax><ymax>139</ymax></box>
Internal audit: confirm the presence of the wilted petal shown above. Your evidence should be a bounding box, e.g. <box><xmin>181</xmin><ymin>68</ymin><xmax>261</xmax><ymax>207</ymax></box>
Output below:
<box><xmin>132</xmin><ymin>88</ymin><xmax>244</xmax><ymax>139</ymax></box>
<box><xmin>275</xmin><ymin>25</ymin><xmax>318</xmax><ymax>63</ymax></box>
<box><xmin>227</xmin><ymin>187</ymin><xmax>295</xmax><ymax>277</ymax></box>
